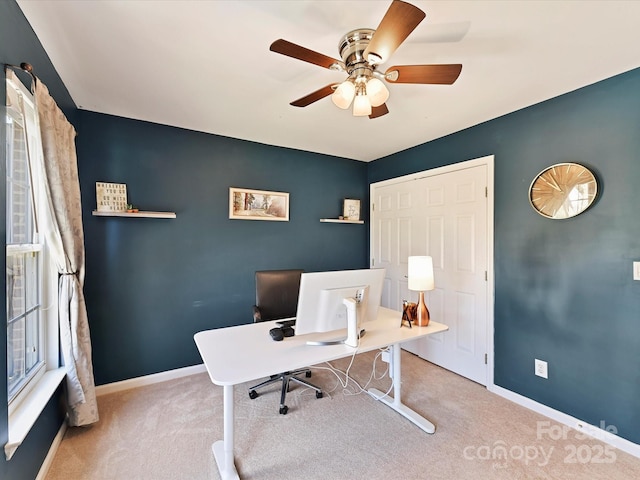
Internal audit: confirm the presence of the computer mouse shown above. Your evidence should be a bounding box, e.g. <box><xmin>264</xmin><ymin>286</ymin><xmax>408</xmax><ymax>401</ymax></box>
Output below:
<box><xmin>269</xmin><ymin>327</ymin><xmax>284</xmax><ymax>341</ymax></box>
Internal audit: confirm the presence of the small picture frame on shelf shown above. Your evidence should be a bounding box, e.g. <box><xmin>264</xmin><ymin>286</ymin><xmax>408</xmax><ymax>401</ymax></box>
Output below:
<box><xmin>96</xmin><ymin>182</ymin><xmax>127</xmax><ymax>212</ymax></box>
<box><xmin>343</xmin><ymin>198</ymin><xmax>361</xmax><ymax>221</ymax></box>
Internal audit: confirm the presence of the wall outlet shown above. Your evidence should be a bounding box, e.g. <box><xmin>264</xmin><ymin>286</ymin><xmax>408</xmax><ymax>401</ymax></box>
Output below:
<box><xmin>535</xmin><ymin>359</ymin><xmax>548</xmax><ymax>379</ymax></box>
<box><xmin>634</xmin><ymin>261</ymin><xmax>640</xmax><ymax>281</ymax></box>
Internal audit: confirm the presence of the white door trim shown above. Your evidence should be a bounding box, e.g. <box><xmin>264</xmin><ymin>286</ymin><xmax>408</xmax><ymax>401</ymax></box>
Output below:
<box><xmin>370</xmin><ymin>155</ymin><xmax>495</xmax><ymax>387</ymax></box>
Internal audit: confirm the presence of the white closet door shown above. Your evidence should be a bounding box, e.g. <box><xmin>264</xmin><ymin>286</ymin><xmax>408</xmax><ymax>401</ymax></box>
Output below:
<box><xmin>372</xmin><ymin>163</ymin><xmax>488</xmax><ymax>384</ymax></box>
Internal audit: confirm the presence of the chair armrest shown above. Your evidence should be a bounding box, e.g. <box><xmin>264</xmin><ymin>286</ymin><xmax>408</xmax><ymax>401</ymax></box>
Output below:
<box><xmin>252</xmin><ymin>305</ymin><xmax>262</xmax><ymax>323</ymax></box>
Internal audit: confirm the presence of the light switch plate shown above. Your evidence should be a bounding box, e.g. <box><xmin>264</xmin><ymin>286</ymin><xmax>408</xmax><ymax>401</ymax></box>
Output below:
<box><xmin>634</xmin><ymin>262</ymin><xmax>640</xmax><ymax>281</ymax></box>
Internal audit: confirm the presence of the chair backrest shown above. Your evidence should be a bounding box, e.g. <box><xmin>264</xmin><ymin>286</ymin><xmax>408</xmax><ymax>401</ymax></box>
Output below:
<box><xmin>254</xmin><ymin>269</ymin><xmax>303</xmax><ymax>322</ymax></box>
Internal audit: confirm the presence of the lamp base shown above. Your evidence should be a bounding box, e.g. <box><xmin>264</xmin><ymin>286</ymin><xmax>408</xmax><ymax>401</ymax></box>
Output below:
<box><xmin>415</xmin><ymin>291</ymin><xmax>430</xmax><ymax>327</ymax></box>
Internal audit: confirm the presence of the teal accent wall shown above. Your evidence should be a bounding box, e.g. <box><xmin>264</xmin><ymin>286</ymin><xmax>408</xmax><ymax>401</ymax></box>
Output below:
<box><xmin>369</xmin><ymin>67</ymin><xmax>640</xmax><ymax>445</ymax></box>
<box><xmin>76</xmin><ymin>111</ymin><xmax>369</xmax><ymax>385</ymax></box>
<box><xmin>1</xmin><ymin>1</ymin><xmax>74</xmax><ymax>479</ymax></box>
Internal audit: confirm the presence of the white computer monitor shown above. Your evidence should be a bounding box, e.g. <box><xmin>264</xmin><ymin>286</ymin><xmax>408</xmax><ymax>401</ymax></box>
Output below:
<box><xmin>294</xmin><ymin>268</ymin><xmax>385</xmax><ymax>343</ymax></box>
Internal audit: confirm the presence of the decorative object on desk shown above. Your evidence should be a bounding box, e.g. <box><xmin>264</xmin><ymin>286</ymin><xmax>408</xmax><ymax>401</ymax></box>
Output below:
<box><xmin>529</xmin><ymin>163</ymin><xmax>598</xmax><ymax>219</ymax></box>
<box><xmin>343</xmin><ymin>198</ymin><xmax>361</xmax><ymax>221</ymax></box>
<box><xmin>401</xmin><ymin>300</ymin><xmax>416</xmax><ymax>328</ymax></box>
<box><xmin>229</xmin><ymin>187</ymin><xmax>289</xmax><ymax>221</ymax></box>
<box><xmin>96</xmin><ymin>182</ymin><xmax>127</xmax><ymax>212</ymax></box>
<box><xmin>408</xmin><ymin>256</ymin><xmax>435</xmax><ymax>326</ymax></box>
<box><xmin>125</xmin><ymin>204</ymin><xmax>139</xmax><ymax>213</ymax></box>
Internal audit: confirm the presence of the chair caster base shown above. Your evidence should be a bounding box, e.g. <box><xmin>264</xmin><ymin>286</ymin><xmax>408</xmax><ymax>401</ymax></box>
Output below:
<box><xmin>279</xmin><ymin>405</ymin><xmax>288</xmax><ymax>415</ymax></box>
<box><xmin>249</xmin><ymin>390</ymin><xmax>258</xmax><ymax>399</ymax></box>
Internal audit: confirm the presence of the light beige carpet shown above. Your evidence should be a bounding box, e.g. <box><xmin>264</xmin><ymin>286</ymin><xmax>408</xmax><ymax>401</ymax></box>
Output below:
<box><xmin>45</xmin><ymin>351</ymin><xmax>640</xmax><ymax>480</ymax></box>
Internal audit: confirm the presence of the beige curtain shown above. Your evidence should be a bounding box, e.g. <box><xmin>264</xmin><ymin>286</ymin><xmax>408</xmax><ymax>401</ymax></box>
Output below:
<box><xmin>34</xmin><ymin>79</ymin><xmax>99</xmax><ymax>426</ymax></box>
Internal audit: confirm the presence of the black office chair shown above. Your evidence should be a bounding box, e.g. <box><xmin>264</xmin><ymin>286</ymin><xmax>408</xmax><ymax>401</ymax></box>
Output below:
<box><xmin>248</xmin><ymin>269</ymin><xmax>323</xmax><ymax>415</ymax></box>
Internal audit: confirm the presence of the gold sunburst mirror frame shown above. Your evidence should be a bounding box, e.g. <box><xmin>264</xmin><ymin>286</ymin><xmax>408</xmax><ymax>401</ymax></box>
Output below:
<box><xmin>529</xmin><ymin>163</ymin><xmax>598</xmax><ymax>219</ymax></box>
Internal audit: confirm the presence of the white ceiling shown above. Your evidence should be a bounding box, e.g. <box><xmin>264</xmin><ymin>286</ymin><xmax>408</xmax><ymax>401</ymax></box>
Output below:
<box><xmin>17</xmin><ymin>0</ymin><xmax>640</xmax><ymax>162</ymax></box>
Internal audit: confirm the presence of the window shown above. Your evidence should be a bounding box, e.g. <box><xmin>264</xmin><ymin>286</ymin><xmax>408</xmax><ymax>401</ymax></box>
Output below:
<box><xmin>5</xmin><ymin>73</ymin><xmax>59</xmax><ymax>407</ymax></box>
<box><xmin>4</xmin><ymin>72</ymin><xmax>61</xmax><ymax>460</ymax></box>
<box><xmin>6</xmin><ymin>76</ymin><xmax>45</xmax><ymax>405</ymax></box>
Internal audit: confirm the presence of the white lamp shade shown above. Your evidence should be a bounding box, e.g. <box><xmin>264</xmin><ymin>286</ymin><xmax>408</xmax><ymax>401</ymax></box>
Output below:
<box><xmin>408</xmin><ymin>256</ymin><xmax>435</xmax><ymax>291</ymax></box>
<box><xmin>331</xmin><ymin>80</ymin><xmax>355</xmax><ymax>109</ymax></box>
<box><xmin>353</xmin><ymin>94</ymin><xmax>372</xmax><ymax>116</ymax></box>
<box><xmin>366</xmin><ymin>77</ymin><xmax>389</xmax><ymax>107</ymax></box>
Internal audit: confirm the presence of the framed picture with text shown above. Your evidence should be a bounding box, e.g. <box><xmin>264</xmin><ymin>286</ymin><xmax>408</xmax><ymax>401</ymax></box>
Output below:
<box><xmin>96</xmin><ymin>182</ymin><xmax>127</xmax><ymax>212</ymax></box>
<box><xmin>343</xmin><ymin>198</ymin><xmax>361</xmax><ymax>221</ymax></box>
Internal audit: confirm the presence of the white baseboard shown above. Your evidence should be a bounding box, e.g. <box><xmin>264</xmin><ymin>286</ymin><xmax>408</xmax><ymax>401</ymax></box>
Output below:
<box><xmin>488</xmin><ymin>384</ymin><xmax>640</xmax><ymax>459</ymax></box>
<box><xmin>95</xmin><ymin>363</ymin><xmax>207</xmax><ymax>397</ymax></box>
<box><xmin>36</xmin><ymin>421</ymin><xmax>67</xmax><ymax>480</ymax></box>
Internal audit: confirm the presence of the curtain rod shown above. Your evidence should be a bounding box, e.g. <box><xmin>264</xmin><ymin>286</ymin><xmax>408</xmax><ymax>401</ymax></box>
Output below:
<box><xmin>4</xmin><ymin>62</ymin><xmax>37</xmax><ymax>88</ymax></box>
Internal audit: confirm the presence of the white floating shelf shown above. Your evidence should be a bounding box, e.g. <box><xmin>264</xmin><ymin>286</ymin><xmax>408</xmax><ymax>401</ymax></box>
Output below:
<box><xmin>92</xmin><ymin>210</ymin><xmax>176</xmax><ymax>219</ymax></box>
<box><xmin>320</xmin><ymin>218</ymin><xmax>364</xmax><ymax>224</ymax></box>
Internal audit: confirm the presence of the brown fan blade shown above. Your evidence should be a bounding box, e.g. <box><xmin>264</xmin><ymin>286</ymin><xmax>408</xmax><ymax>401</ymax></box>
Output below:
<box><xmin>369</xmin><ymin>104</ymin><xmax>389</xmax><ymax>119</ymax></box>
<box><xmin>290</xmin><ymin>84</ymin><xmax>337</xmax><ymax>107</ymax></box>
<box><xmin>270</xmin><ymin>39</ymin><xmax>344</xmax><ymax>71</ymax></box>
<box><xmin>385</xmin><ymin>64</ymin><xmax>462</xmax><ymax>84</ymax></box>
<box><xmin>363</xmin><ymin>0</ymin><xmax>426</xmax><ymax>64</ymax></box>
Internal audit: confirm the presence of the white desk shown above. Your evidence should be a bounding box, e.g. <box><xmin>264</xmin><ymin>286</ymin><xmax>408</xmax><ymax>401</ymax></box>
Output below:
<box><xmin>194</xmin><ymin>307</ymin><xmax>448</xmax><ymax>480</ymax></box>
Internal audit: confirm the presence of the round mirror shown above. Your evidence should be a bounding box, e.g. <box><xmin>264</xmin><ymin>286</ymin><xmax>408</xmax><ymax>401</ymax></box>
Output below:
<box><xmin>529</xmin><ymin>163</ymin><xmax>598</xmax><ymax>219</ymax></box>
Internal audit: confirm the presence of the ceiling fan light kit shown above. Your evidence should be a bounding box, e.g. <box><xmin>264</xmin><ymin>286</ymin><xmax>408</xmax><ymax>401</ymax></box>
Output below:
<box><xmin>366</xmin><ymin>77</ymin><xmax>390</xmax><ymax>107</ymax></box>
<box><xmin>332</xmin><ymin>80</ymin><xmax>356</xmax><ymax>109</ymax></box>
<box><xmin>353</xmin><ymin>90</ymin><xmax>372</xmax><ymax>116</ymax></box>
<box><xmin>269</xmin><ymin>0</ymin><xmax>462</xmax><ymax>119</ymax></box>
<box><xmin>331</xmin><ymin>75</ymin><xmax>389</xmax><ymax>113</ymax></box>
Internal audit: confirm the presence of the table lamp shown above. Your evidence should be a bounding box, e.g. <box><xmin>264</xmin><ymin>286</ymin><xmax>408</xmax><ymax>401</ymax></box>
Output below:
<box><xmin>408</xmin><ymin>256</ymin><xmax>435</xmax><ymax>326</ymax></box>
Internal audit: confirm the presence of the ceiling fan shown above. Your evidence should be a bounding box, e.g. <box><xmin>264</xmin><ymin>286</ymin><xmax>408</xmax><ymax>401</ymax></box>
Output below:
<box><xmin>270</xmin><ymin>0</ymin><xmax>462</xmax><ymax>119</ymax></box>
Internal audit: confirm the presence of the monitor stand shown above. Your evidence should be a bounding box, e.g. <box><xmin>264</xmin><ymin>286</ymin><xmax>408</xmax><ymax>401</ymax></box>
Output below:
<box><xmin>306</xmin><ymin>296</ymin><xmax>364</xmax><ymax>347</ymax></box>
<box><xmin>305</xmin><ymin>329</ymin><xmax>366</xmax><ymax>346</ymax></box>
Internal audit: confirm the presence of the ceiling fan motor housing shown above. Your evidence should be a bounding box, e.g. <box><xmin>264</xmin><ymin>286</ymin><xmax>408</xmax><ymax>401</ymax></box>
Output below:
<box><xmin>338</xmin><ymin>29</ymin><xmax>377</xmax><ymax>80</ymax></box>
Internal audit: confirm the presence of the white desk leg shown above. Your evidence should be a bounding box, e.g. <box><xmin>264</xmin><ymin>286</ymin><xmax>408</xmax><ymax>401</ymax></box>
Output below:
<box><xmin>212</xmin><ymin>384</ymin><xmax>240</xmax><ymax>480</ymax></box>
<box><xmin>368</xmin><ymin>343</ymin><xmax>436</xmax><ymax>434</ymax></box>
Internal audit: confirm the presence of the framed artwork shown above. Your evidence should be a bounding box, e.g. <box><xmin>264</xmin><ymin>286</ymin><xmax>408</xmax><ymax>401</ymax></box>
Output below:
<box><xmin>229</xmin><ymin>187</ymin><xmax>289</xmax><ymax>221</ymax></box>
<box><xmin>96</xmin><ymin>182</ymin><xmax>128</xmax><ymax>212</ymax></box>
<box><xmin>343</xmin><ymin>198</ymin><xmax>361</xmax><ymax>221</ymax></box>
